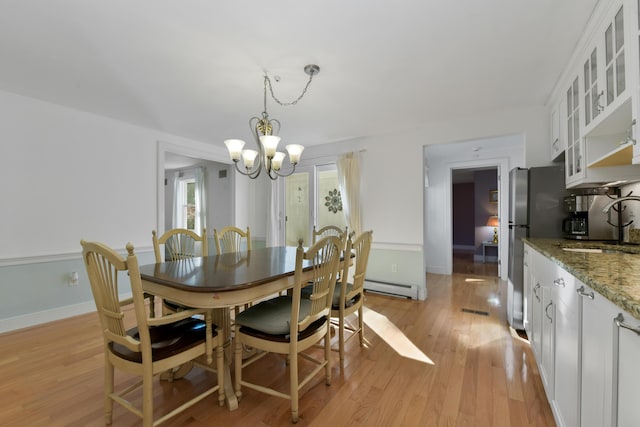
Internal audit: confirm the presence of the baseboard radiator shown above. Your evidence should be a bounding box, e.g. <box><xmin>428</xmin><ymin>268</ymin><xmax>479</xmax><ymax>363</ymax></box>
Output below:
<box><xmin>364</xmin><ymin>279</ymin><xmax>418</xmax><ymax>300</ymax></box>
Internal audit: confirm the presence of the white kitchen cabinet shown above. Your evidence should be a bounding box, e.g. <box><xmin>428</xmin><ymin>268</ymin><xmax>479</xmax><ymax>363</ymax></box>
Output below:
<box><xmin>613</xmin><ymin>312</ymin><xmax>640</xmax><ymax>426</ymax></box>
<box><xmin>526</xmin><ymin>241</ymin><xmax>640</xmax><ymax>427</ymax></box>
<box><xmin>525</xmin><ymin>244</ymin><xmax>543</xmax><ymax>360</ymax></box>
<box><xmin>553</xmin><ymin>269</ymin><xmax>580</xmax><ymax>427</ymax></box>
<box><xmin>550</xmin><ymin>0</ymin><xmax>640</xmax><ymax>183</ymax></box>
<box><xmin>584</xmin><ymin>46</ymin><xmax>603</xmax><ymax>128</ymax></box>
<box><xmin>540</xmin><ymin>285</ymin><xmax>555</xmax><ymax>399</ymax></box>
<box><xmin>632</xmin><ymin>0</ymin><xmax>640</xmax><ymax>164</ymax></box>
<box><xmin>579</xmin><ymin>283</ymin><xmax>616</xmax><ymax>427</ymax></box>
<box><xmin>583</xmin><ymin>2</ymin><xmax>631</xmax><ymax>137</ymax></box>
<box><xmin>523</xmin><ymin>245</ymin><xmax>532</xmax><ymax>334</ymax></box>
<box><xmin>530</xmin><ymin>276</ymin><xmax>543</xmax><ymax>360</ymax></box>
<box><xmin>566</xmin><ymin>76</ymin><xmax>585</xmax><ymax>186</ymax></box>
<box><xmin>528</xmin><ymin>246</ymin><xmax>557</xmax><ymax>400</ymax></box>
<box><xmin>550</xmin><ymin>99</ymin><xmax>567</xmax><ymax>162</ymax></box>
<box><xmin>603</xmin><ymin>5</ymin><xmax>627</xmax><ymax>110</ymax></box>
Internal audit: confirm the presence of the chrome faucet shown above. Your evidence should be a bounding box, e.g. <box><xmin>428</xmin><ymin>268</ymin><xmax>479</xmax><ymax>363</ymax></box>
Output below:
<box><xmin>602</xmin><ymin>196</ymin><xmax>640</xmax><ymax>213</ymax></box>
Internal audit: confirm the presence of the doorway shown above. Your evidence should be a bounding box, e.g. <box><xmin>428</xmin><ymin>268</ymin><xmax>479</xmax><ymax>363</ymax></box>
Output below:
<box><xmin>156</xmin><ymin>141</ymin><xmax>233</xmax><ymax>243</ymax></box>
<box><xmin>451</xmin><ymin>167</ymin><xmax>499</xmax><ymax>277</ymax></box>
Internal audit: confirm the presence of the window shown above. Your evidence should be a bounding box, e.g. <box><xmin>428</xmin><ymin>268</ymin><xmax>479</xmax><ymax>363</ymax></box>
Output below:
<box><xmin>176</xmin><ymin>178</ymin><xmax>196</xmax><ymax>230</ymax></box>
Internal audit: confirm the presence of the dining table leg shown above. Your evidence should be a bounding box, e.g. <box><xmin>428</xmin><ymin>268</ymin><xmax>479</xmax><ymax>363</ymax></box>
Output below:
<box><xmin>212</xmin><ymin>307</ymin><xmax>238</xmax><ymax>411</ymax></box>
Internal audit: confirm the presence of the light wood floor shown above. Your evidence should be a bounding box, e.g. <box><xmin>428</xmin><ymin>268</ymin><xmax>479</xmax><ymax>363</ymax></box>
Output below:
<box><xmin>0</xmin><ymin>271</ymin><xmax>555</xmax><ymax>426</ymax></box>
<box><xmin>452</xmin><ymin>249</ymin><xmax>499</xmax><ymax>277</ymax></box>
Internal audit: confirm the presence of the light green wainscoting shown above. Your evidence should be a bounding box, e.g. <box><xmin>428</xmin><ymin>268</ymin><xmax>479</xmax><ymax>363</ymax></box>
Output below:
<box><xmin>364</xmin><ymin>243</ymin><xmax>425</xmax><ymax>300</ymax></box>
<box><xmin>0</xmin><ymin>249</ymin><xmax>156</xmax><ymax>333</ymax></box>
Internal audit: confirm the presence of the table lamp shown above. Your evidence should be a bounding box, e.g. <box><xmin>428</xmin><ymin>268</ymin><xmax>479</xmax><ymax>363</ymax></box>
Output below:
<box><xmin>487</xmin><ymin>215</ymin><xmax>499</xmax><ymax>243</ymax></box>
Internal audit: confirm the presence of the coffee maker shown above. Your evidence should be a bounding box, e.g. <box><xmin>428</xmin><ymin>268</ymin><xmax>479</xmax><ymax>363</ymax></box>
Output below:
<box><xmin>562</xmin><ymin>189</ymin><xmax>619</xmax><ymax>241</ymax></box>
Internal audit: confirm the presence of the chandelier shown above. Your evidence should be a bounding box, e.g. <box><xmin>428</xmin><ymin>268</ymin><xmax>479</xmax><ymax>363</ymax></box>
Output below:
<box><xmin>224</xmin><ymin>64</ymin><xmax>320</xmax><ymax>180</ymax></box>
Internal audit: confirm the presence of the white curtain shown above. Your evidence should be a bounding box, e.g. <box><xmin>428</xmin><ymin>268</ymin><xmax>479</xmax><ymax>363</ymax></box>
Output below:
<box><xmin>171</xmin><ymin>171</ymin><xmax>180</xmax><ymax>229</ymax></box>
<box><xmin>266</xmin><ymin>180</ymin><xmax>284</xmax><ymax>247</ymax></box>
<box><xmin>337</xmin><ymin>152</ymin><xmax>362</xmax><ymax>235</ymax></box>
<box><xmin>194</xmin><ymin>166</ymin><xmax>206</xmax><ymax>233</ymax></box>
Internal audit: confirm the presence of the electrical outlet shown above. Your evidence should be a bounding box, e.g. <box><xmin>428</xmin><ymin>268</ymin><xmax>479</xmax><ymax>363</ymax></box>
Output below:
<box><xmin>68</xmin><ymin>271</ymin><xmax>79</xmax><ymax>286</ymax></box>
<box><xmin>391</xmin><ymin>264</ymin><xmax>397</xmax><ymax>273</ymax></box>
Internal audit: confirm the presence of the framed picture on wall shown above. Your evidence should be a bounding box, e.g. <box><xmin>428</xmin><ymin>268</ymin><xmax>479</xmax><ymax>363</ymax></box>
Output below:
<box><xmin>489</xmin><ymin>190</ymin><xmax>498</xmax><ymax>203</ymax></box>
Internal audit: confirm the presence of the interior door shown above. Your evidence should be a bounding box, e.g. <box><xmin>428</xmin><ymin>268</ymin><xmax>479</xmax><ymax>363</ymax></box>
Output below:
<box><xmin>285</xmin><ymin>164</ymin><xmax>346</xmax><ymax>246</ymax></box>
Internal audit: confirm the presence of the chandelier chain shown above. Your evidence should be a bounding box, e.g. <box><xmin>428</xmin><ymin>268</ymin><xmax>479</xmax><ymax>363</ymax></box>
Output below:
<box><xmin>264</xmin><ymin>72</ymin><xmax>316</xmax><ymax>107</ymax></box>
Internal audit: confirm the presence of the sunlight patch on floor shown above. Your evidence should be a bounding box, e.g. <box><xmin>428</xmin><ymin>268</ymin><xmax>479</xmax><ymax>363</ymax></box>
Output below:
<box><xmin>464</xmin><ymin>277</ymin><xmax>487</xmax><ymax>283</ymax></box>
<box><xmin>362</xmin><ymin>306</ymin><xmax>434</xmax><ymax>365</ymax></box>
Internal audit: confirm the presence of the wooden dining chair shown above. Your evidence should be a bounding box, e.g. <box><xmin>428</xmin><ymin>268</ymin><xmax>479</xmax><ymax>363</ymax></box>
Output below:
<box><xmin>80</xmin><ymin>240</ymin><xmax>224</xmax><ymax>427</ymax></box>
<box><xmin>233</xmin><ymin>236</ymin><xmax>342</xmax><ymax>423</ymax></box>
<box><xmin>152</xmin><ymin>228</ymin><xmax>208</xmax><ymax>261</ymax></box>
<box><xmin>214</xmin><ymin>226</ymin><xmax>251</xmax><ymax>254</ymax></box>
<box><xmin>312</xmin><ymin>225</ymin><xmax>347</xmax><ymax>246</ymax></box>
<box><xmin>152</xmin><ymin>228</ymin><xmax>208</xmax><ymax>314</ymax></box>
<box><xmin>214</xmin><ymin>226</ymin><xmax>253</xmax><ymax>314</ymax></box>
<box><xmin>330</xmin><ymin>230</ymin><xmax>373</xmax><ymax>367</ymax></box>
<box><xmin>302</xmin><ymin>227</ymin><xmax>348</xmax><ymax>299</ymax></box>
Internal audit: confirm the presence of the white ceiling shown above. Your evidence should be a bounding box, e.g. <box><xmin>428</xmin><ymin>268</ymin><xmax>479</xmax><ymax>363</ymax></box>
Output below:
<box><xmin>0</xmin><ymin>0</ymin><xmax>598</xmax><ymax>150</ymax></box>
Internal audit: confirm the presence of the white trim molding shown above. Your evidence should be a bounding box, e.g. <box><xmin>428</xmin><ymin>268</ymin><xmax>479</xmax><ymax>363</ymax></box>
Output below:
<box><xmin>0</xmin><ymin>247</ymin><xmax>154</xmax><ymax>267</ymax></box>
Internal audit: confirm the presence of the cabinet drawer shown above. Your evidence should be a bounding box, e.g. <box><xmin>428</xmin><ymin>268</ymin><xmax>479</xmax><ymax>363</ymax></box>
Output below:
<box><xmin>551</xmin><ymin>266</ymin><xmax>577</xmax><ymax>307</ymax></box>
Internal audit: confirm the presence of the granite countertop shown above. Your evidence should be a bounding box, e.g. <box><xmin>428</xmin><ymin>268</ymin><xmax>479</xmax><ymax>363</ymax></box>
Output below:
<box><xmin>523</xmin><ymin>238</ymin><xmax>640</xmax><ymax>320</ymax></box>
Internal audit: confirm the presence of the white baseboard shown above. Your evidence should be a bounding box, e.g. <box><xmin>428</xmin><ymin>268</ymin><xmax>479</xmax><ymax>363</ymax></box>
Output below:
<box><xmin>364</xmin><ymin>280</ymin><xmax>419</xmax><ymax>299</ymax></box>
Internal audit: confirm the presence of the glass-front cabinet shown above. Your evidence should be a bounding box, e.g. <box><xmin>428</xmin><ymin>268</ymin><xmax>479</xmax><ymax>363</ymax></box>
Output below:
<box><xmin>553</xmin><ymin>0</ymin><xmax>640</xmax><ymax>187</ymax></box>
<box><xmin>582</xmin><ymin>2</ymin><xmax>631</xmax><ymax>137</ymax></box>
<box><xmin>550</xmin><ymin>97</ymin><xmax>567</xmax><ymax>161</ymax></box>
<box><xmin>584</xmin><ymin>47</ymin><xmax>601</xmax><ymax>127</ymax></box>
<box><xmin>565</xmin><ymin>76</ymin><xmax>585</xmax><ymax>185</ymax></box>
<box><xmin>604</xmin><ymin>6</ymin><xmax>626</xmax><ymax>107</ymax></box>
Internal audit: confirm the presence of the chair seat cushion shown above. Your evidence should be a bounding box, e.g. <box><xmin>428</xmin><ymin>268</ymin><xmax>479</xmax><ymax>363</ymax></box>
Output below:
<box><xmin>239</xmin><ymin>316</ymin><xmax>328</xmax><ymax>343</ymax></box>
<box><xmin>235</xmin><ymin>296</ymin><xmax>312</xmax><ymax>336</ymax></box>
<box><xmin>109</xmin><ymin>317</ymin><xmax>216</xmax><ymax>363</ymax></box>
<box><xmin>331</xmin><ymin>281</ymin><xmax>361</xmax><ymax>310</ymax></box>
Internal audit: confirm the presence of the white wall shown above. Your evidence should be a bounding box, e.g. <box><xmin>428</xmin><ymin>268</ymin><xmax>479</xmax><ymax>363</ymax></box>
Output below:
<box><xmin>0</xmin><ymin>90</ymin><xmax>228</xmax><ymax>258</ymax></box>
<box><xmin>0</xmin><ymin>89</ymin><xmax>230</xmax><ymax>329</ymax></box>
<box><xmin>300</xmin><ymin>105</ymin><xmax>549</xmax><ymax>295</ymax></box>
<box><xmin>0</xmin><ymin>88</ymin><xmax>551</xmax><ymax>328</ymax></box>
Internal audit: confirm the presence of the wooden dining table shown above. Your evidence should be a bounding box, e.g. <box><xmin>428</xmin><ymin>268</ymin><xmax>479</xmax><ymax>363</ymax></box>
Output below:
<box><xmin>138</xmin><ymin>246</ymin><xmax>314</xmax><ymax>410</ymax></box>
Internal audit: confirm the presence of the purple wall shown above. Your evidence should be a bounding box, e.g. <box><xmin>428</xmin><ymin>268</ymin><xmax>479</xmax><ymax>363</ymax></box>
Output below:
<box><xmin>453</xmin><ymin>183</ymin><xmax>475</xmax><ymax>246</ymax></box>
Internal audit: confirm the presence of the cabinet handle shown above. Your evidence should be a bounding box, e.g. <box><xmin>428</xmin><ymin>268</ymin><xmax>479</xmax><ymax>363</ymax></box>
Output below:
<box><xmin>614</xmin><ymin>313</ymin><xmax>640</xmax><ymax>336</ymax></box>
<box><xmin>553</xmin><ymin>277</ymin><xmax>565</xmax><ymax>288</ymax></box>
<box><xmin>533</xmin><ymin>282</ymin><xmax>541</xmax><ymax>302</ymax></box>
<box><xmin>545</xmin><ymin>301</ymin><xmax>553</xmax><ymax>322</ymax></box>
<box><xmin>576</xmin><ymin>285</ymin><xmax>594</xmax><ymax>300</ymax></box>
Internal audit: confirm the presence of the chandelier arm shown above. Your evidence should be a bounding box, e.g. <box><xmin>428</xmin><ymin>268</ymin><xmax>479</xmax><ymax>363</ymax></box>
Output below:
<box><xmin>272</xmin><ymin>163</ymin><xmax>298</xmax><ymax>178</ymax></box>
<box><xmin>270</xmin><ymin>118</ymin><xmax>281</xmax><ymax>136</ymax></box>
<box><xmin>232</xmin><ymin>160</ymin><xmax>262</xmax><ymax>178</ymax></box>
<box><xmin>266</xmin><ymin>169</ymin><xmax>279</xmax><ymax>180</ymax></box>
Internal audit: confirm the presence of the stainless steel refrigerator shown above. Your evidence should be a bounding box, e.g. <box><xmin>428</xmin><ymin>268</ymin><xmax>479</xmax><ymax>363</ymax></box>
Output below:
<box><xmin>507</xmin><ymin>166</ymin><xmax>567</xmax><ymax>330</ymax></box>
